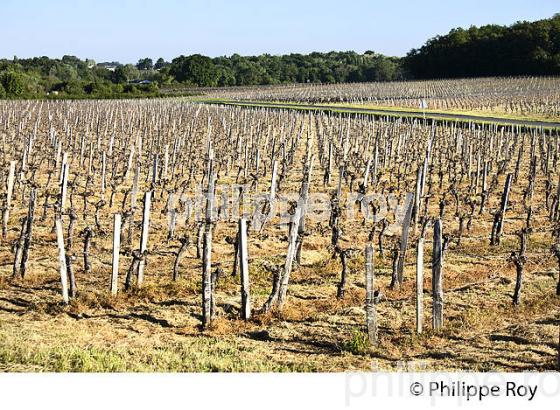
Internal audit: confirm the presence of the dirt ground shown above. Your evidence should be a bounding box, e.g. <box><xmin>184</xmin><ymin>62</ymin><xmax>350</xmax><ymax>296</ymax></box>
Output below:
<box><xmin>1</xmin><ymin>166</ymin><xmax>558</xmax><ymax>372</ymax></box>
<box><xmin>0</xmin><ymin>230</ymin><xmax>558</xmax><ymax>372</ymax></box>
<box><xmin>0</xmin><ymin>101</ymin><xmax>559</xmax><ymax>372</ymax></box>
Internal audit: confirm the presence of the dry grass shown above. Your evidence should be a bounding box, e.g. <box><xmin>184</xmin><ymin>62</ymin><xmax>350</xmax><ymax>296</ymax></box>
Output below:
<box><xmin>1</xmin><ymin>238</ymin><xmax>557</xmax><ymax>372</ymax></box>
<box><xmin>0</xmin><ymin>101</ymin><xmax>558</xmax><ymax>373</ymax></box>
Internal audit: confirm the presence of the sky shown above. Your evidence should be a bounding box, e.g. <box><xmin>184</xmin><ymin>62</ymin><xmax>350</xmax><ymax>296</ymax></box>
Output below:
<box><xmin>0</xmin><ymin>0</ymin><xmax>557</xmax><ymax>63</ymax></box>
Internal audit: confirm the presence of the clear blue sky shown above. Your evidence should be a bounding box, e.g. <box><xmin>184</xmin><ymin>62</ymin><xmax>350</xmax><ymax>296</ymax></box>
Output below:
<box><xmin>0</xmin><ymin>0</ymin><xmax>557</xmax><ymax>63</ymax></box>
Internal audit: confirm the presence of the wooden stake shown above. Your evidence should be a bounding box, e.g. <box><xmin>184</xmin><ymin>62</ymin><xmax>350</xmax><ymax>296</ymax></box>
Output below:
<box><xmin>66</xmin><ymin>254</ymin><xmax>76</xmax><ymax>299</ymax></box>
<box><xmin>19</xmin><ymin>188</ymin><xmax>37</xmax><ymax>279</ymax></box>
<box><xmin>432</xmin><ymin>218</ymin><xmax>443</xmax><ymax>330</ymax></box>
<box><xmin>491</xmin><ymin>173</ymin><xmax>512</xmax><ymax>245</ymax></box>
<box><xmin>137</xmin><ymin>191</ymin><xmax>151</xmax><ymax>286</ymax></box>
<box><xmin>173</xmin><ymin>235</ymin><xmax>190</xmax><ymax>281</ymax></box>
<box><xmin>396</xmin><ymin>193</ymin><xmax>414</xmax><ymax>284</ymax></box>
<box><xmin>277</xmin><ymin>207</ymin><xmax>301</xmax><ymax>310</ymax></box>
<box><xmin>365</xmin><ymin>243</ymin><xmax>377</xmax><ymax>344</ymax></box>
<box><xmin>60</xmin><ymin>161</ymin><xmax>69</xmax><ymax>211</ymax></box>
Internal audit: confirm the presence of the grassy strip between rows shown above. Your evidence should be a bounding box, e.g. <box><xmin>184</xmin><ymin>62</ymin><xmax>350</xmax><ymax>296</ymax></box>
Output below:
<box><xmin>194</xmin><ymin>98</ymin><xmax>560</xmax><ymax>130</ymax></box>
<box><xmin>322</xmin><ymin>102</ymin><xmax>560</xmax><ymax>124</ymax></box>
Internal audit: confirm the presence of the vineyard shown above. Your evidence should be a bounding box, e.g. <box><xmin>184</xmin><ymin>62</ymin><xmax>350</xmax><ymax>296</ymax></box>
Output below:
<box><xmin>0</xmin><ymin>91</ymin><xmax>559</xmax><ymax>371</ymax></box>
<box><xmin>203</xmin><ymin>77</ymin><xmax>560</xmax><ymax>120</ymax></box>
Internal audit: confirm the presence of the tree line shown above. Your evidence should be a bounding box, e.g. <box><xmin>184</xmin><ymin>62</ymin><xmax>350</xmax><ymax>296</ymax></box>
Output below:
<box><xmin>167</xmin><ymin>51</ymin><xmax>403</xmax><ymax>87</ymax></box>
<box><xmin>0</xmin><ymin>55</ymin><xmax>162</xmax><ymax>99</ymax></box>
<box><xmin>1</xmin><ymin>14</ymin><xmax>559</xmax><ymax>99</ymax></box>
<box><xmin>0</xmin><ymin>51</ymin><xmax>403</xmax><ymax>99</ymax></box>
<box><xmin>405</xmin><ymin>14</ymin><xmax>560</xmax><ymax>78</ymax></box>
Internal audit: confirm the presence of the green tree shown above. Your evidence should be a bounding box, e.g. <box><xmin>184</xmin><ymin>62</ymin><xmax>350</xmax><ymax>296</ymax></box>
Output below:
<box><xmin>113</xmin><ymin>64</ymin><xmax>139</xmax><ymax>83</ymax></box>
<box><xmin>84</xmin><ymin>80</ymin><xmax>111</xmax><ymax>96</ymax></box>
<box><xmin>169</xmin><ymin>54</ymin><xmax>218</xmax><ymax>86</ymax></box>
<box><xmin>62</xmin><ymin>79</ymin><xmax>85</xmax><ymax>96</ymax></box>
<box><xmin>136</xmin><ymin>58</ymin><xmax>153</xmax><ymax>70</ymax></box>
<box><xmin>154</xmin><ymin>58</ymin><xmax>168</xmax><ymax>70</ymax></box>
<box><xmin>0</xmin><ymin>71</ymin><xmax>26</xmax><ymax>96</ymax></box>
<box><xmin>217</xmin><ymin>66</ymin><xmax>236</xmax><ymax>86</ymax></box>
<box><xmin>405</xmin><ymin>14</ymin><xmax>560</xmax><ymax>78</ymax></box>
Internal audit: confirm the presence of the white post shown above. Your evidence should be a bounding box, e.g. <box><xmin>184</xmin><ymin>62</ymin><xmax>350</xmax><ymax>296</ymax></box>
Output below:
<box><xmin>163</xmin><ymin>144</ymin><xmax>169</xmax><ymax>180</ymax></box>
<box><xmin>238</xmin><ymin>218</ymin><xmax>250</xmax><ymax>319</ymax></box>
<box><xmin>111</xmin><ymin>213</ymin><xmax>122</xmax><ymax>295</ymax></box>
<box><xmin>101</xmin><ymin>151</ymin><xmax>107</xmax><ymax>199</ymax></box>
<box><xmin>270</xmin><ymin>160</ymin><xmax>278</xmax><ymax>201</ymax></box>
<box><xmin>125</xmin><ymin>144</ymin><xmax>134</xmax><ymax>181</ymax></box>
<box><xmin>60</xmin><ymin>161</ymin><xmax>69</xmax><ymax>211</ymax></box>
<box><xmin>55</xmin><ymin>218</ymin><xmax>69</xmax><ymax>304</ymax></box>
<box><xmin>6</xmin><ymin>160</ymin><xmax>15</xmax><ymax>209</ymax></box>
<box><xmin>58</xmin><ymin>151</ymin><xmax>67</xmax><ymax>184</ymax></box>
<box><xmin>416</xmin><ymin>236</ymin><xmax>424</xmax><ymax>334</ymax></box>
<box><xmin>131</xmin><ymin>163</ymin><xmax>140</xmax><ymax>209</ymax></box>
<box><xmin>2</xmin><ymin>160</ymin><xmax>16</xmax><ymax>238</ymax></box>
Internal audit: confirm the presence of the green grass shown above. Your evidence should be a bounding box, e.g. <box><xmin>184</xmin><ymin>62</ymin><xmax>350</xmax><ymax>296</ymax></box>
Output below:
<box><xmin>340</xmin><ymin>330</ymin><xmax>371</xmax><ymax>355</ymax></box>
<box><xmin>195</xmin><ymin>99</ymin><xmax>560</xmax><ymax>130</ymax></box>
<box><xmin>0</xmin><ymin>332</ymin><xmax>315</xmax><ymax>372</ymax></box>
<box><xmin>321</xmin><ymin>102</ymin><xmax>560</xmax><ymax>124</ymax></box>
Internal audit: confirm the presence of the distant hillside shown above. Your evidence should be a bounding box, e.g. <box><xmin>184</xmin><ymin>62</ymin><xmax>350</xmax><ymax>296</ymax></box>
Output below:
<box><xmin>405</xmin><ymin>14</ymin><xmax>560</xmax><ymax>78</ymax></box>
